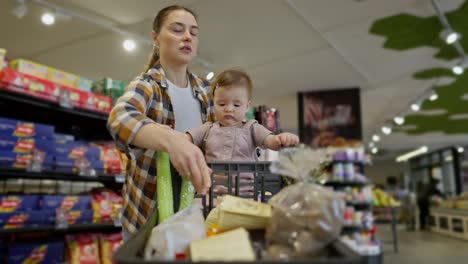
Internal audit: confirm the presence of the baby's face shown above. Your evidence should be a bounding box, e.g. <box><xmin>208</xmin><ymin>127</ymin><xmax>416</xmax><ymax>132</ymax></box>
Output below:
<box><xmin>213</xmin><ymin>85</ymin><xmax>251</xmax><ymax>127</ymax></box>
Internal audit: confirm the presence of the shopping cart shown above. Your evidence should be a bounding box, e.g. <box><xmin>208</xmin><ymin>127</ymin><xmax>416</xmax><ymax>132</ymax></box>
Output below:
<box><xmin>114</xmin><ymin>161</ymin><xmax>379</xmax><ymax>264</ymax></box>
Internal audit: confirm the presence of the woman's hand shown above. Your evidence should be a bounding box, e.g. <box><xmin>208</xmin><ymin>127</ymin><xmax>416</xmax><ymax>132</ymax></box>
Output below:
<box><xmin>165</xmin><ymin>129</ymin><xmax>211</xmax><ymax>195</ymax></box>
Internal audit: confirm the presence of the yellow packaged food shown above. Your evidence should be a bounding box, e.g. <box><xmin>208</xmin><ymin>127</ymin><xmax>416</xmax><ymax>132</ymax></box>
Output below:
<box><xmin>10</xmin><ymin>59</ymin><xmax>49</xmax><ymax>79</ymax></box>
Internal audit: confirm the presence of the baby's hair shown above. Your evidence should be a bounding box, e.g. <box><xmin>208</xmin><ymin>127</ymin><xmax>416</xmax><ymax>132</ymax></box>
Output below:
<box><xmin>211</xmin><ymin>68</ymin><xmax>253</xmax><ymax>99</ymax></box>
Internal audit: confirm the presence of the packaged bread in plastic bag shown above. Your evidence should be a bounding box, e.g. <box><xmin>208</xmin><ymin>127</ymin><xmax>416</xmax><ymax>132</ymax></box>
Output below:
<box><xmin>144</xmin><ymin>205</ymin><xmax>206</xmax><ymax>261</ymax></box>
<box><xmin>266</xmin><ymin>146</ymin><xmax>345</xmax><ymax>259</ymax></box>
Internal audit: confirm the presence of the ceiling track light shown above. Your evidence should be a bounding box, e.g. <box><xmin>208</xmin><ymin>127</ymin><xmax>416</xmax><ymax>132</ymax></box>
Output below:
<box><xmin>371</xmin><ymin>147</ymin><xmax>378</xmax><ymax>154</ymax></box>
<box><xmin>452</xmin><ymin>57</ymin><xmax>468</xmax><ymax>75</ymax></box>
<box><xmin>394</xmin><ymin>116</ymin><xmax>405</xmax><ymax>125</ymax></box>
<box><xmin>372</xmin><ymin>134</ymin><xmax>380</xmax><ymax>142</ymax></box>
<box><xmin>411</xmin><ymin>103</ymin><xmax>421</xmax><ymax>112</ymax></box>
<box><xmin>381</xmin><ymin>126</ymin><xmax>392</xmax><ymax>135</ymax></box>
<box><xmin>440</xmin><ymin>30</ymin><xmax>460</xmax><ymax>45</ymax></box>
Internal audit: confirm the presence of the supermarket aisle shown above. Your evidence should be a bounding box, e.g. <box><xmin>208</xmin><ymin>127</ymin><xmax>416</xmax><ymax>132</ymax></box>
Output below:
<box><xmin>377</xmin><ymin>225</ymin><xmax>468</xmax><ymax>264</ymax></box>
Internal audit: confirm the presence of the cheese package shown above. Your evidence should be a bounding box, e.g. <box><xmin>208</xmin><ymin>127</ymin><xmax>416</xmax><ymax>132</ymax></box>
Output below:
<box><xmin>189</xmin><ymin>228</ymin><xmax>255</xmax><ymax>262</ymax></box>
<box><xmin>217</xmin><ymin>195</ymin><xmax>271</xmax><ymax>231</ymax></box>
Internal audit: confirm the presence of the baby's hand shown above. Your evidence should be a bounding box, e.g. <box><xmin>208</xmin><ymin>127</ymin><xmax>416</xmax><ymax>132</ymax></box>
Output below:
<box><xmin>275</xmin><ymin>133</ymin><xmax>299</xmax><ymax>147</ymax></box>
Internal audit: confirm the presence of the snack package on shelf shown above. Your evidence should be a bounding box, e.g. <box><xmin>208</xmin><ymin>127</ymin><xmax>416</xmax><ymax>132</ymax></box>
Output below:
<box><xmin>0</xmin><ymin>117</ymin><xmax>54</xmax><ymax>140</ymax></box>
<box><xmin>8</xmin><ymin>241</ymin><xmax>64</xmax><ymax>264</ymax></box>
<box><xmin>48</xmin><ymin>68</ymin><xmax>79</xmax><ymax>89</ymax></box>
<box><xmin>189</xmin><ymin>227</ymin><xmax>255</xmax><ymax>262</ymax></box>
<box><xmin>78</xmin><ymin>77</ymin><xmax>94</xmax><ymax>92</ymax></box>
<box><xmin>144</xmin><ymin>205</ymin><xmax>206</xmax><ymax>261</ymax></box>
<box><xmin>266</xmin><ymin>146</ymin><xmax>345</xmax><ymax>259</ymax></box>
<box><xmin>0</xmin><ymin>48</ymin><xmax>6</xmax><ymax>69</ymax></box>
<box><xmin>92</xmin><ymin>77</ymin><xmax>128</xmax><ymax>105</ymax></box>
<box><xmin>99</xmin><ymin>232</ymin><xmax>123</xmax><ymax>264</ymax></box>
<box><xmin>9</xmin><ymin>59</ymin><xmax>49</xmax><ymax>80</ymax></box>
<box><xmin>0</xmin><ymin>211</ymin><xmax>47</xmax><ymax>229</ymax></box>
<box><xmin>66</xmin><ymin>233</ymin><xmax>100</xmax><ymax>264</ymax></box>
<box><xmin>0</xmin><ymin>195</ymin><xmax>41</xmax><ymax>212</ymax></box>
<box><xmin>41</xmin><ymin>195</ymin><xmax>91</xmax><ymax>211</ymax></box>
<box><xmin>91</xmin><ymin>189</ymin><xmax>123</xmax><ymax>223</ymax></box>
<box><xmin>0</xmin><ymin>68</ymin><xmax>61</xmax><ymax>102</ymax></box>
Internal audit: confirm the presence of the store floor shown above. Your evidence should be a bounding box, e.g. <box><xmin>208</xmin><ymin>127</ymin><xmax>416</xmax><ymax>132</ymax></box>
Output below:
<box><xmin>377</xmin><ymin>225</ymin><xmax>468</xmax><ymax>264</ymax></box>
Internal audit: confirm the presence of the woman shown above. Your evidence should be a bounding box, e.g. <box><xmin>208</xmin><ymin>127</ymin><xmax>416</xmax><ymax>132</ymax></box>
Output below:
<box><xmin>107</xmin><ymin>5</ymin><xmax>213</xmax><ymax>240</ymax></box>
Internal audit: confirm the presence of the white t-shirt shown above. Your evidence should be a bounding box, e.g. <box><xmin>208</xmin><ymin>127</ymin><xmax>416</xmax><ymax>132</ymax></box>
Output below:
<box><xmin>167</xmin><ymin>79</ymin><xmax>203</xmax><ymax>132</ymax></box>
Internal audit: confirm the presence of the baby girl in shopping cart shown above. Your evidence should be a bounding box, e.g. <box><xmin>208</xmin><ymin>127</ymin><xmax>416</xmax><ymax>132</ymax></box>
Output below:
<box><xmin>186</xmin><ymin>68</ymin><xmax>299</xmax><ymax>196</ymax></box>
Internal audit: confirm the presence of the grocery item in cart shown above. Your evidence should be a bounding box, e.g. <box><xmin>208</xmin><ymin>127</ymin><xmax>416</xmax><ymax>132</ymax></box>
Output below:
<box><xmin>216</xmin><ymin>195</ymin><xmax>272</xmax><ymax>231</ymax></box>
<box><xmin>144</xmin><ymin>205</ymin><xmax>206</xmax><ymax>261</ymax></box>
<box><xmin>189</xmin><ymin>227</ymin><xmax>255</xmax><ymax>262</ymax></box>
<box><xmin>66</xmin><ymin>233</ymin><xmax>100</xmax><ymax>264</ymax></box>
<box><xmin>266</xmin><ymin>146</ymin><xmax>345</xmax><ymax>259</ymax></box>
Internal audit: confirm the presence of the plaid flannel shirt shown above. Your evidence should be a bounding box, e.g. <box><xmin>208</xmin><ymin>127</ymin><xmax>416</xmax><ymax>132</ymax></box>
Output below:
<box><xmin>107</xmin><ymin>61</ymin><xmax>214</xmax><ymax>233</ymax></box>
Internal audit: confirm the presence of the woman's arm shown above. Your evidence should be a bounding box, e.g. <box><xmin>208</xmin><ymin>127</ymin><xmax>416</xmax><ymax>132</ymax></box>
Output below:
<box><xmin>107</xmin><ymin>79</ymin><xmax>211</xmax><ymax>195</ymax></box>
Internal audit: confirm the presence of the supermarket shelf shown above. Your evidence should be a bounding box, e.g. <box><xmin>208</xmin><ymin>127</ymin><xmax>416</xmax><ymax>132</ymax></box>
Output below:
<box><xmin>324</xmin><ymin>181</ymin><xmax>369</xmax><ymax>188</ymax></box>
<box><xmin>0</xmin><ymin>223</ymin><xmax>121</xmax><ymax>236</ymax></box>
<box><xmin>0</xmin><ymin>85</ymin><xmax>111</xmax><ymax>140</ymax></box>
<box><xmin>0</xmin><ymin>167</ymin><xmax>124</xmax><ymax>184</ymax></box>
<box><xmin>347</xmin><ymin>202</ymin><xmax>373</xmax><ymax>210</ymax></box>
<box><xmin>342</xmin><ymin>225</ymin><xmax>371</xmax><ymax>233</ymax></box>
<box><xmin>331</xmin><ymin>160</ymin><xmax>368</xmax><ymax>166</ymax></box>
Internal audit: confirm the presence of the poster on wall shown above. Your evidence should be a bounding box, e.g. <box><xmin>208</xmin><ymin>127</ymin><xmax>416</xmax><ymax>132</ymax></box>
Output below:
<box><xmin>298</xmin><ymin>88</ymin><xmax>362</xmax><ymax>148</ymax></box>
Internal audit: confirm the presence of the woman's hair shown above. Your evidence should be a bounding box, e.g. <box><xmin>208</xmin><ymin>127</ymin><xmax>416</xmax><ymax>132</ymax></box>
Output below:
<box><xmin>211</xmin><ymin>68</ymin><xmax>253</xmax><ymax>99</ymax></box>
<box><xmin>144</xmin><ymin>5</ymin><xmax>197</xmax><ymax>72</ymax></box>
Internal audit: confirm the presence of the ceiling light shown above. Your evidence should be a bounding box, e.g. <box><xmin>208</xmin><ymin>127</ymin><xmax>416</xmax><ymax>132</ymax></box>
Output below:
<box><xmin>458</xmin><ymin>147</ymin><xmax>464</xmax><ymax>153</ymax></box>
<box><xmin>453</xmin><ymin>58</ymin><xmax>468</xmax><ymax>75</ymax></box>
<box><xmin>371</xmin><ymin>147</ymin><xmax>378</xmax><ymax>154</ymax></box>
<box><xmin>411</xmin><ymin>103</ymin><xmax>420</xmax><ymax>112</ymax></box>
<box><xmin>12</xmin><ymin>0</ymin><xmax>28</xmax><ymax>19</ymax></box>
<box><xmin>372</xmin><ymin>134</ymin><xmax>380</xmax><ymax>142</ymax></box>
<box><xmin>453</xmin><ymin>65</ymin><xmax>464</xmax><ymax>75</ymax></box>
<box><xmin>394</xmin><ymin>116</ymin><xmax>405</xmax><ymax>125</ymax></box>
<box><xmin>369</xmin><ymin>142</ymin><xmax>375</xmax><ymax>148</ymax></box>
<box><xmin>41</xmin><ymin>12</ymin><xmax>55</xmax><ymax>25</ymax></box>
<box><xmin>429</xmin><ymin>92</ymin><xmax>438</xmax><ymax>101</ymax></box>
<box><xmin>123</xmin><ymin>39</ymin><xmax>136</xmax><ymax>52</ymax></box>
<box><xmin>396</xmin><ymin>146</ymin><xmax>428</xmax><ymax>162</ymax></box>
<box><xmin>440</xmin><ymin>30</ymin><xmax>460</xmax><ymax>44</ymax></box>
<box><xmin>206</xmin><ymin>72</ymin><xmax>214</xmax><ymax>80</ymax></box>
<box><xmin>381</xmin><ymin>126</ymin><xmax>392</xmax><ymax>135</ymax></box>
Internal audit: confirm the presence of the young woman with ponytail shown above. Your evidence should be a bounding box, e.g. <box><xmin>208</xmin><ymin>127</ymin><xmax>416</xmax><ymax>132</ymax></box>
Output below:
<box><xmin>107</xmin><ymin>5</ymin><xmax>214</xmax><ymax>239</ymax></box>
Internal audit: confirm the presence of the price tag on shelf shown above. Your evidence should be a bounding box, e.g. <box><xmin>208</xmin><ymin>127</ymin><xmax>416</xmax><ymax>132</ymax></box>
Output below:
<box><xmin>59</xmin><ymin>88</ymin><xmax>73</xmax><ymax>109</ymax></box>
<box><xmin>55</xmin><ymin>208</ymin><xmax>69</xmax><ymax>229</ymax></box>
<box><xmin>115</xmin><ymin>174</ymin><xmax>125</xmax><ymax>183</ymax></box>
<box><xmin>113</xmin><ymin>207</ymin><xmax>123</xmax><ymax>227</ymax></box>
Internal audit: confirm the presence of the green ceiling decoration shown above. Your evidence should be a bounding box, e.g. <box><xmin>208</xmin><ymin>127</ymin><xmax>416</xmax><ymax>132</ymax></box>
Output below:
<box><xmin>369</xmin><ymin>0</ymin><xmax>468</xmax><ymax>135</ymax></box>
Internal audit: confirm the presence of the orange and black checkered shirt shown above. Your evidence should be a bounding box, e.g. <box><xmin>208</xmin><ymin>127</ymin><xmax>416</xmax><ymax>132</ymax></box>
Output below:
<box><xmin>107</xmin><ymin>61</ymin><xmax>214</xmax><ymax>233</ymax></box>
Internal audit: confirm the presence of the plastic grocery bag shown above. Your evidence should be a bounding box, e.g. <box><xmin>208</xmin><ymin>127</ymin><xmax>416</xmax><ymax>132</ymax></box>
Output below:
<box><xmin>144</xmin><ymin>205</ymin><xmax>206</xmax><ymax>260</ymax></box>
<box><xmin>266</xmin><ymin>146</ymin><xmax>345</xmax><ymax>259</ymax></box>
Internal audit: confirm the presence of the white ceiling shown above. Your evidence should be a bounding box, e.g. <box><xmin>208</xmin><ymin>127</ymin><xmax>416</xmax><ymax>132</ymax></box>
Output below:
<box><xmin>1</xmin><ymin>0</ymin><xmax>467</xmax><ymax>155</ymax></box>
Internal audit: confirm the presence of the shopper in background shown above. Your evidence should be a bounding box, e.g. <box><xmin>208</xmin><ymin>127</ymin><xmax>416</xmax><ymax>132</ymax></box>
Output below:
<box><xmin>186</xmin><ymin>69</ymin><xmax>299</xmax><ymax>194</ymax></box>
<box><xmin>417</xmin><ymin>179</ymin><xmax>444</xmax><ymax>230</ymax></box>
<box><xmin>107</xmin><ymin>5</ymin><xmax>213</xmax><ymax>240</ymax></box>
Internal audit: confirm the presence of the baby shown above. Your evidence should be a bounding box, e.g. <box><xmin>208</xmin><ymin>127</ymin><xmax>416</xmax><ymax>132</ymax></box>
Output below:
<box><xmin>186</xmin><ymin>68</ymin><xmax>299</xmax><ymax>195</ymax></box>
